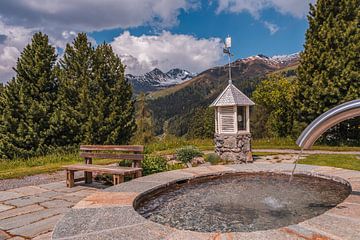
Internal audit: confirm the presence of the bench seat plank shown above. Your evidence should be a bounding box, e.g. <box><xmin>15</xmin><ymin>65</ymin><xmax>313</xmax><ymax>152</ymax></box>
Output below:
<box><xmin>79</xmin><ymin>152</ymin><xmax>143</xmax><ymax>161</ymax></box>
<box><xmin>80</xmin><ymin>145</ymin><xmax>144</xmax><ymax>152</ymax></box>
<box><xmin>63</xmin><ymin>164</ymin><xmax>142</xmax><ymax>175</ymax></box>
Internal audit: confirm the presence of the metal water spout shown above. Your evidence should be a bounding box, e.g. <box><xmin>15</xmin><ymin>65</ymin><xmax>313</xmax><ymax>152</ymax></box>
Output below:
<box><xmin>296</xmin><ymin>99</ymin><xmax>360</xmax><ymax>149</ymax></box>
<box><xmin>290</xmin><ymin>99</ymin><xmax>360</xmax><ymax>182</ymax></box>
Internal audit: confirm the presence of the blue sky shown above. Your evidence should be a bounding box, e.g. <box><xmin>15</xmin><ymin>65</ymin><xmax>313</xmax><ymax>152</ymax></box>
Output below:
<box><xmin>0</xmin><ymin>0</ymin><xmax>314</xmax><ymax>82</ymax></box>
<box><xmin>90</xmin><ymin>3</ymin><xmax>308</xmax><ymax>59</ymax></box>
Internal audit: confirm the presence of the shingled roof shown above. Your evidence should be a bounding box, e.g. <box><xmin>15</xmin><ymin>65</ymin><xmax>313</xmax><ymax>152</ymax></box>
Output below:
<box><xmin>210</xmin><ymin>83</ymin><xmax>255</xmax><ymax>107</ymax></box>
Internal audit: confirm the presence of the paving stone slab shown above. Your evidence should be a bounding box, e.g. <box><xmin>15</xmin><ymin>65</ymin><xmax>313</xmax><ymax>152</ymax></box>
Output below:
<box><xmin>106</xmin><ymin>180</ymin><xmax>164</xmax><ymax>194</ymax></box>
<box><xmin>0</xmin><ymin>191</ymin><xmax>25</xmax><ymax>202</ymax></box>
<box><xmin>0</xmin><ymin>204</ymin><xmax>44</xmax><ymax>220</ymax></box>
<box><xmin>8</xmin><ymin>214</ymin><xmax>62</xmax><ymax>238</ymax></box>
<box><xmin>344</xmin><ymin>192</ymin><xmax>360</xmax><ymax>205</ymax></box>
<box><xmin>282</xmin><ymin>225</ymin><xmax>334</xmax><ymax>240</ymax></box>
<box><xmin>52</xmin><ymin>207</ymin><xmax>146</xmax><ymax>239</ymax></box>
<box><xmin>38</xmin><ymin>182</ymin><xmax>68</xmax><ymax>191</ymax></box>
<box><xmin>326</xmin><ymin>202</ymin><xmax>360</xmax><ymax>220</ymax></box>
<box><xmin>74</xmin><ymin>192</ymin><xmax>137</xmax><ymax>209</ymax></box>
<box><xmin>133</xmin><ymin>170</ymin><xmax>194</xmax><ymax>184</ymax></box>
<box><xmin>52</xmin><ymin>194</ymin><xmax>85</xmax><ymax>204</ymax></box>
<box><xmin>4</xmin><ymin>195</ymin><xmax>49</xmax><ymax>207</ymax></box>
<box><xmin>7</xmin><ymin>186</ymin><xmax>49</xmax><ymax>196</ymax></box>
<box><xmin>40</xmin><ymin>199</ymin><xmax>74</xmax><ymax>209</ymax></box>
<box><xmin>55</xmin><ymin>222</ymin><xmax>174</xmax><ymax>240</ymax></box>
<box><xmin>0</xmin><ymin>230</ymin><xmax>10</xmax><ymax>240</ymax></box>
<box><xmin>0</xmin><ymin>204</ymin><xmax>14</xmax><ymax>213</ymax></box>
<box><xmin>224</xmin><ymin>229</ymin><xmax>308</xmax><ymax>240</ymax></box>
<box><xmin>0</xmin><ymin>207</ymin><xmax>69</xmax><ymax>230</ymax></box>
<box><xmin>300</xmin><ymin>213</ymin><xmax>360</xmax><ymax>239</ymax></box>
<box><xmin>35</xmin><ymin>190</ymin><xmax>64</xmax><ymax>199</ymax></box>
<box><xmin>32</xmin><ymin>232</ymin><xmax>52</xmax><ymax>240</ymax></box>
<box><xmin>165</xmin><ymin>230</ymin><xmax>217</xmax><ymax>240</ymax></box>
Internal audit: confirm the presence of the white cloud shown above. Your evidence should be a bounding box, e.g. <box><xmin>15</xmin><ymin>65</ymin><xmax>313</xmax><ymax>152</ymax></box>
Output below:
<box><xmin>263</xmin><ymin>21</ymin><xmax>279</xmax><ymax>35</ymax></box>
<box><xmin>216</xmin><ymin>0</ymin><xmax>315</xmax><ymax>18</ymax></box>
<box><xmin>0</xmin><ymin>0</ymin><xmax>195</xmax><ymax>32</ymax></box>
<box><xmin>0</xmin><ymin>21</ymin><xmax>34</xmax><ymax>83</ymax></box>
<box><xmin>111</xmin><ymin>31</ymin><xmax>223</xmax><ymax>75</ymax></box>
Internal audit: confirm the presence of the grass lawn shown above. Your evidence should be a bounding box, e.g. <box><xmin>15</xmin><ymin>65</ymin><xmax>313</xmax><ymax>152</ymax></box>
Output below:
<box><xmin>252</xmin><ymin>138</ymin><xmax>360</xmax><ymax>151</ymax></box>
<box><xmin>147</xmin><ymin>137</ymin><xmax>360</xmax><ymax>154</ymax></box>
<box><xmin>1</xmin><ymin>137</ymin><xmax>359</xmax><ymax>180</ymax></box>
<box><xmin>0</xmin><ymin>152</ymin><xmax>119</xmax><ymax>180</ymax></box>
<box><xmin>299</xmin><ymin>154</ymin><xmax>360</xmax><ymax>171</ymax></box>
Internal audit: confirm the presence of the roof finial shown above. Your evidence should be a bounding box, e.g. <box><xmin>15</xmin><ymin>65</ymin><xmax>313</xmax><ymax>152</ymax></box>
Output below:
<box><xmin>223</xmin><ymin>35</ymin><xmax>232</xmax><ymax>84</ymax></box>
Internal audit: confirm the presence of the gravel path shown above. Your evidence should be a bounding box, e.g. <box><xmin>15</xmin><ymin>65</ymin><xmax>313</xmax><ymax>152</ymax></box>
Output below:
<box><xmin>0</xmin><ymin>171</ymin><xmax>67</xmax><ymax>191</ymax></box>
<box><xmin>254</xmin><ymin>148</ymin><xmax>360</xmax><ymax>155</ymax></box>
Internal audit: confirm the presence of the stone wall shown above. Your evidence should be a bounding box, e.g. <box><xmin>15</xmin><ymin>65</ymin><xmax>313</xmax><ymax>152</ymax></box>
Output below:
<box><xmin>214</xmin><ymin>133</ymin><xmax>253</xmax><ymax>163</ymax></box>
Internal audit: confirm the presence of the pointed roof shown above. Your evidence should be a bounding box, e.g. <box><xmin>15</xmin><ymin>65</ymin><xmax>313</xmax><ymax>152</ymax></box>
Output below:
<box><xmin>210</xmin><ymin>83</ymin><xmax>255</xmax><ymax>107</ymax></box>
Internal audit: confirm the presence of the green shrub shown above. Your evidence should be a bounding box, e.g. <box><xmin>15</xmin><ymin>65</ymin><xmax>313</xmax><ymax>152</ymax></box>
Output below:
<box><xmin>205</xmin><ymin>153</ymin><xmax>221</xmax><ymax>165</ymax></box>
<box><xmin>142</xmin><ymin>155</ymin><xmax>168</xmax><ymax>176</ymax></box>
<box><xmin>176</xmin><ymin>146</ymin><xmax>203</xmax><ymax>164</ymax></box>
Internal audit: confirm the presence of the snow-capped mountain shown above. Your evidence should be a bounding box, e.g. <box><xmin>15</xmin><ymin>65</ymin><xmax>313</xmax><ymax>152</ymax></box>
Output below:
<box><xmin>237</xmin><ymin>53</ymin><xmax>299</xmax><ymax>68</ymax></box>
<box><xmin>126</xmin><ymin>68</ymin><xmax>196</xmax><ymax>93</ymax></box>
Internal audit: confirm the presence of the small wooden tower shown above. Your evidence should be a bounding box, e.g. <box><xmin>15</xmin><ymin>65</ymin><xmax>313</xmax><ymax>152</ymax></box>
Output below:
<box><xmin>210</xmin><ymin>36</ymin><xmax>255</xmax><ymax>163</ymax></box>
<box><xmin>210</xmin><ymin>83</ymin><xmax>255</xmax><ymax>163</ymax></box>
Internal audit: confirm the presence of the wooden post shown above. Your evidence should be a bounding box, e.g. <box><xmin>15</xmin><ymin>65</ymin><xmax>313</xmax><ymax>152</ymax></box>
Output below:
<box><xmin>135</xmin><ymin>170</ymin><xmax>142</xmax><ymax>178</ymax></box>
<box><xmin>66</xmin><ymin>170</ymin><xmax>75</xmax><ymax>188</ymax></box>
<box><xmin>113</xmin><ymin>175</ymin><xmax>124</xmax><ymax>185</ymax></box>
<box><xmin>246</xmin><ymin>106</ymin><xmax>250</xmax><ymax>133</ymax></box>
<box><xmin>84</xmin><ymin>150</ymin><xmax>93</xmax><ymax>184</ymax></box>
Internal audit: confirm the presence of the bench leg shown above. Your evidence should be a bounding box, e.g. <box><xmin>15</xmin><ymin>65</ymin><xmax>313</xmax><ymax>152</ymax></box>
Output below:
<box><xmin>84</xmin><ymin>156</ymin><xmax>93</xmax><ymax>184</ymax></box>
<box><xmin>66</xmin><ymin>170</ymin><xmax>75</xmax><ymax>188</ymax></box>
<box><xmin>84</xmin><ymin>171</ymin><xmax>93</xmax><ymax>184</ymax></box>
<box><xmin>113</xmin><ymin>175</ymin><xmax>124</xmax><ymax>185</ymax></box>
<box><xmin>135</xmin><ymin>171</ymin><xmax>142</xmax><ymax>178</ymax></box>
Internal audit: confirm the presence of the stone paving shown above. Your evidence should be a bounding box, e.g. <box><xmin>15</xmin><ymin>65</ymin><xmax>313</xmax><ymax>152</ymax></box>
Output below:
<box><xmin>0</xmin><ymin>181</ymin><xmax>104</xmax><ymax>239</ymax></box>
<box><xmin>52</xmin><ymin>163</ymin><xmax>360</xmax><ymax>240</ymax></box>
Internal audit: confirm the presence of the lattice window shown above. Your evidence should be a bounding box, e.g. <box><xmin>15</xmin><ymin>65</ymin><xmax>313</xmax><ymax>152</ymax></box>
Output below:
<box><xmin>220</xmin><ymin>106</ymin><xmax>235</xmax><ymax>133</ymax></box>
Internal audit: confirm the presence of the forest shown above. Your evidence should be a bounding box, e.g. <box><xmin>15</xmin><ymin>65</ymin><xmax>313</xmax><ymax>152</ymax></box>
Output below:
<box><xmin>0</xmin><ymin>0</ymin><xmax>359</xmax><ymax>162</ymax></box>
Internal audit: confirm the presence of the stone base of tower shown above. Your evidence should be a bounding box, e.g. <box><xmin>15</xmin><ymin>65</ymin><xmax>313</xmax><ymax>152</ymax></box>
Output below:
<box><xmin>214</xmin><ymin>133</ymin><xmax>253</xmax><ymax>164</ymax></box>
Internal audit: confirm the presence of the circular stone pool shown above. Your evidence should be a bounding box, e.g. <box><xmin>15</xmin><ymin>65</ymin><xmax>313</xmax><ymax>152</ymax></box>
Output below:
<box><xmin>135</xmin><ymin>173</ymin><xmax>351</xmax><ymax>232</ymax></box>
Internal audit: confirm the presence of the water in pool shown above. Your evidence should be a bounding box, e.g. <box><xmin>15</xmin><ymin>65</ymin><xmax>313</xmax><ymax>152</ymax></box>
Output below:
<box><xmin>136</xmin><ymin>173</ymin><xmax>350</xmax><ymax>232</ymax></box>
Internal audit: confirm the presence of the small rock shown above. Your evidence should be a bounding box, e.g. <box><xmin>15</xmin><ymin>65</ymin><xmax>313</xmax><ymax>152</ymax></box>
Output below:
<box><xmin>167</xmin><ymin>160</ymin><xmax>182</xmax><ymax>165</ymax></box>
<box><xmin>164</xmin><ymin>155</ymin><xmax>176</xmax><ymax>161</ymax></box>
<box><xmin>191</xmin><ymin>157</ymin><xmax>205</xmax><ymax>165</ymax></box>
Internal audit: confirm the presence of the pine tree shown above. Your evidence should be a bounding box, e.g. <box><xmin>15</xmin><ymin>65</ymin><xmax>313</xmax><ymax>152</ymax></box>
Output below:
<box><xmin>51</xmin><ymin>33</ymin><xmax>94</xmax><ymax>146</ymax></box>
<box><xmin>132</xmin><ymin>92</ymin><xmax>154</xmax><ymax>144</ymax></box>
<box><xmin>297</xmin><ymin>0</ymin><xmax>360</xmax><ymax>144</ymax></box>
<box><xmin>0</xmin><ymin>32</ymin><xmax>58</xmax><ymax>159</ymax></box>
<box><xmin>88</xmin><ymin>43</ymin><xmax>136</xmax><ymax>144</ymax></box>
<box><xmin>187</xmin><ymin>107</ymin><xmax>215</xmax><ymax>139</ymax></box>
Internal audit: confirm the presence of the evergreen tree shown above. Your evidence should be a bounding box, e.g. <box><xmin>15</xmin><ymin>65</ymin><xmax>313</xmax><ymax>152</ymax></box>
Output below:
<box><xmin>132</xmin><ymin>92</ymin><xmax>154</xmax><ymax>144</ymax></box>
<box><xmin>297</xmin><ymin>0</ymin><xmax>360</xmax><ymax>144</ymax></box>
<box><xmin>51</xmin><ymin>33</ymin><xmax>94</xmax><ymax>146</ymax></box>
<box><xmin>253</xmin><ymin>74</ymin><xmax>297</xmax><ymax>137</ymax></box>
<box><xmin>187</xmin><ymin>107</ymin><xmax>214</xmax><ymax>139</ymax></box>
<box><xmin>84</xmin><ymin>43</ymin><xmax>136</xmax><ymax>144</ymax></box>
<box><xmin>0</xmin><ymin>33</ymin><xmax>57</xmax><ymax>159</ymax></box>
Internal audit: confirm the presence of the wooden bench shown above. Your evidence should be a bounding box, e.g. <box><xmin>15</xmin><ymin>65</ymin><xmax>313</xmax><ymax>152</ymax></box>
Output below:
<box><xmin>64</xmin><ymin>145</ymin><xmax>144</xmax><ymax>188</ymax></box>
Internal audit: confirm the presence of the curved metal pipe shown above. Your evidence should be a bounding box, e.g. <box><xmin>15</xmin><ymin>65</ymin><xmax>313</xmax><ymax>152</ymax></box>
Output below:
<box><xmin>296</xmin><ymin>99</ymin><xmax>360</xmax><ymax>149</ymax></box>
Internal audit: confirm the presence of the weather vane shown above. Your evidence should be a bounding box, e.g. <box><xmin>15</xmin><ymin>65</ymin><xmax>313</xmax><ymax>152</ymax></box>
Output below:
<box><xmin>223</xmin><ymin>36</ymin><xmax>233</xmax><ymax>84</ymax></box>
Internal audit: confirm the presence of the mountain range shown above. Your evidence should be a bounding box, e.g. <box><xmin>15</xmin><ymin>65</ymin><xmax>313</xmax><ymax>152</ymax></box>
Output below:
<box><xmin>127</xmin><ymin>53</ymin><xmax>299</xmax><ymax>94</ymax></box>
<box><xmin>126</xmin><ymin>68</ymin><xmax>196</xmax><ymax>93</ymax></box>
<box><xmin>144</xmin><ymin>53</ymin><xmax>300</xmax><ymax>136</ymax></box>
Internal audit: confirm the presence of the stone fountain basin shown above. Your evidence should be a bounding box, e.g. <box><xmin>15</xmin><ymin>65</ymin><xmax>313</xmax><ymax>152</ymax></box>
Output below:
<box><xmin>52</xmin><ymin>163</ymin><xmax>360</xmax><ymax>240</ymax></box>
